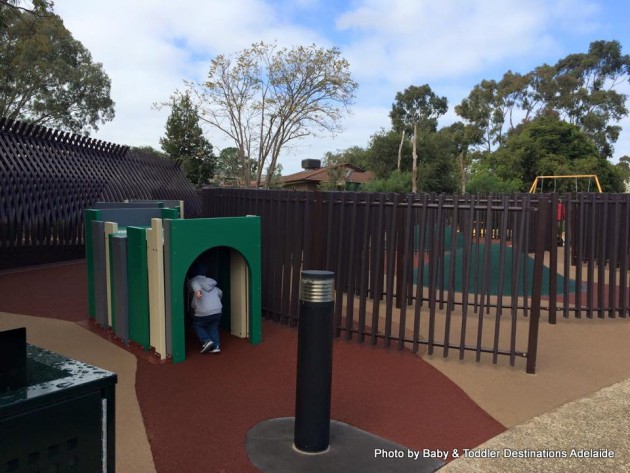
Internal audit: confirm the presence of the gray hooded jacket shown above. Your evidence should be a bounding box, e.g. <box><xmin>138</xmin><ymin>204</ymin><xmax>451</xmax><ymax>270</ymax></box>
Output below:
<box><xmin>190</xmin><ymin>276</ymin><xmax>223</xmax><ymax>317</ymax></box>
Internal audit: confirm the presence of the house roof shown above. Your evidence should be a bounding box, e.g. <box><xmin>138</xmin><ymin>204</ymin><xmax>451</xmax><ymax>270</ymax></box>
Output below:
<box><xmin>280</xmin><ymin>164</ymin><xmax>374</xmax><ymax>185</ymax></box>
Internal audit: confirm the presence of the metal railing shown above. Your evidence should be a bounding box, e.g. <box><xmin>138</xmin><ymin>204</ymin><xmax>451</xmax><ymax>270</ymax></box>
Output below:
<box><xmin>547</xmin><ymin>193</ymin><xmax>629</xmax><ymax>321</ymax></box>
<box><xmin>202</xmin><ymin>188</ymin><xmax>586</xmax><ymax>373</ymax></box>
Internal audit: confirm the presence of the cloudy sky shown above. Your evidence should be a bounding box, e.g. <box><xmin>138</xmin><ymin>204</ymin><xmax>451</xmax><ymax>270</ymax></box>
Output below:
<box><xmin>54</xmin><ymin>0</ymin><xmax>630</xmax><ymax>175</ymax></box>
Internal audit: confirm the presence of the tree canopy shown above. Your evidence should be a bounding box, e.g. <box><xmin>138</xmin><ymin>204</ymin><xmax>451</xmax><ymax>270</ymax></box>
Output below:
<box><xmin>327</xmin><ymin>38</ymin><xmax>630</xmax><ymax>195</ymax></box>
<box><xmin>0</xmin><ymin>2</ymin><xmax>115</xmax><ymax>134</ymax></box>
<box><xmin>476</xmin><ymin>116</ymin><xmax>624</xmax><ymax>192</ymax></box>
<box><xmin>215</xmin><ymin>147</ymin><xmax>258</xmax><ymax>187</ymax></box>
<box><xmin>390</xmin><ymin>84</ymin><xmax>448</xmax><ymax>192</ymax></box>
<box><xmin>455</xmin><ymin>40</ymin><xmax>630</xmax><ymax>159</ymax></box>
<box><xmin>0</xmin><ymin>0</ymin><xmax>52</xmax><ymax>17</ymax></box>
<box><xmin>176</xmin><ymin>41</ymin><xmax>358</xmax><ymax>188</ymax></box>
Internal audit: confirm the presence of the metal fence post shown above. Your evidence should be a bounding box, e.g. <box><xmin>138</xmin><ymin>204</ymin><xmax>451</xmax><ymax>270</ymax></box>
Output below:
<box><xmin>527</xmin><ymin>196</ymin><xmax>549</xmax><ymax>374</ymax></box>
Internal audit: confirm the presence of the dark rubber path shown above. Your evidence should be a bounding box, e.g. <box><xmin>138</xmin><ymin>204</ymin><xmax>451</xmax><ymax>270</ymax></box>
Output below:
<box><xmin>0</xmin><ymin>261</ymin><xmax>506</xmax><ymax>472</ymax></box>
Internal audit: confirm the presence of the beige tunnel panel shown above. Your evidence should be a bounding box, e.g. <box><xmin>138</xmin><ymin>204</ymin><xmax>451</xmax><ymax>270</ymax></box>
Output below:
<box><xmin>147</xmin><ymin>218</ymin><xmax>167</xmax><ymax>358</ymax></box>
<box><xmin>230</xmin><ymin>250</ymin><xmax>250</xmax><ymax>338</ymax></box>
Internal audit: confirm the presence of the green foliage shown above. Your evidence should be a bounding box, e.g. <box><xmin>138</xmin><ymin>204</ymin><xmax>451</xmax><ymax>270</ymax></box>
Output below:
<box><xmin>439</xmin><ymin>122</ymin><xmax>484</xmax><ymax>192</ymax></box>
<box><xmin>616</xmin><ymin>156</ymin><xmax>630</xmax><ymax>188</ymax></box>
<box><xmin>505</xmin><ymin>115</ymin><xmax>600</xmax><ymax>185</ymax></box>
<box><xmin>470</xmin><ymin>150</ymin><xmax>525</xmax><ymax>192</ymax></box>
<box><xmin>551</xmin><ymin>40</ymin><xmax>629</xmax><ymax>158</ymax></box>
<box><xmin>265</xmin><ymin>163</ymin><xmax>283</xmax><ymax>189</ymax></box>
<box><xmin>455</xmin><ymin>79</ymin><xmax>505</xmax><ymax>152</ymax></box>
<box><xmin>353</xmin><ymin>124</ymin><xmax>457</xmax><ymax>194</ymax></box>
<box><xmin>315</xmin><ymin>40</ymin><xmax>630</xmax><ymax>195</ymax></box>
<box><xmin>476</xmin><ymin>116</ymin><xmax>625</xmax><ymax>192</ymax></box>
<box><xmin>322</xmin><ymin>146</ymin><xmax>370</xmax><ymax>170</ymax></box>
<box><xmin>466</xmin><ymin>171</ymin><xmax>522</xmax><ymax>194</ymax></box>
<box><xmin>215</xmin><ymin>147</ymin><xmax>257</xmax><ymax>186</ymax></box>
<box><xmin>415</xmin><ymin>129</ymin><xmax>458</xmax><ymax>193</ymax></box>
<box><xmin>319</xmin><ymin>149</ymin><xmax>373</xmax><ymax>191</ymax></box>
<box><xmin>579</xmin><ymin>157</ymin><xmax>625</xmax><ymax>192</ymax></box>
<box><xmin>318</xmin><ymin>168</ymin><xmax>345</xmax><ymax>191</ymax></box>
<box><xmin>160</xmin><ymin>92</ymin><xmax>216</xmax><ymax>188</ymax></box>
<box><xmin>363</xmin><ymin>129</ymin><xmax>412</xmax><ymax>178</ymax></box>
<box><xmin>0</xmin><ymin>1</ymin><xmax>53</xmax><ymax>23</ymax></box>
<box><xmin>390</xmin><ymin>84</ymin><xmax>448</xmax><ymax>192</ymax></box>
<box><xmin>362</xmin><ymin>171</ymin><xmax>412</xmax><ymax>193</ymax></box>
<box><xmin>456</xmin><ymin>40</ymin><xmax>630</xmax><ymax>159</ymax></box>
<box><xmin>390</xmin><ymin>84</ymin><xmax>448</xmax><ymax>133</ymax></box>
<box><xmin>0</xmin><ymin>4</ymin><xmax>115</xmax><ymax>133</ymax></box>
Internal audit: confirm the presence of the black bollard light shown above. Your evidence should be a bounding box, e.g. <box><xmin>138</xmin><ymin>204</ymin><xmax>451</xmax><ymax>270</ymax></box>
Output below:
<box><xmin>293</xmin><ymin>270</ymin><xmax>335</xmax><ymax>454</ymax></box>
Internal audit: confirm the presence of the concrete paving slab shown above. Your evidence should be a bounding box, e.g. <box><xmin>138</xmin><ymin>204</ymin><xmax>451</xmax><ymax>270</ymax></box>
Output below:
<box><xmin>440</xmin><ymin>378</ymin><xmax>630</xmax><ymax>473</ymax></box>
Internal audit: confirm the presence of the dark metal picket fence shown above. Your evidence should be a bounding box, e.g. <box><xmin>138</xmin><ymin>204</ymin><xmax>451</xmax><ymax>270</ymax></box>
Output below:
<box><xmin>0</xmin><ymin>118</ymin><xmax>201</xmax><ymax>270</ymax></box>
<box><xmin>548</xmin><ymin>193</ymin><xmax>629</xmax><ymax>321</ymax></box>
<box><xmin>203</xmin><ymin>188</ymin><xmax>576</xmax><ymax>373</ymax></box>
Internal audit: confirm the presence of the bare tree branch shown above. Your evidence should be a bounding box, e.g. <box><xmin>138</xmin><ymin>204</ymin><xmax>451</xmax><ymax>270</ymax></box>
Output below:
<box><xmin>164</xmin><ymin>41</ymin><xmax>357</xmax><ymax>188</ymax></box>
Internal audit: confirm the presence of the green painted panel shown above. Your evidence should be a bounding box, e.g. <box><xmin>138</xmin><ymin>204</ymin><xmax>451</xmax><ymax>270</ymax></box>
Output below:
<box><xmin>84</xmin><ymin>209</ymin><xmax>102</xmax><ymax>318</ymax></box>
<box><xmin>111</xmin><ymin>234</ymin><xmax>129</xmax><ymax>341</ymax></box>
<box><xmin>107</xmin><ymin>233</ymin><xmax>116</xmax><ymax>331</ymax></box>
<box><xmin>127</xmin><ymin>226</ymin><xmax>150</xmax><ymax>349</ymax></box>
<box><xmin>161</xmin><ymin>208</ymin><xmax>179</xmax><ymax>219</ymax></box>
<box><xmin>166</xmin><ymin>216</ymin><xmax>262</xmax><ymax>363</ymax></box>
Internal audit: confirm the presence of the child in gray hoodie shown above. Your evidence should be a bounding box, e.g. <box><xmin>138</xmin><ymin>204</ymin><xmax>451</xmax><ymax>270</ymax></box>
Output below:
<box><xmin>190</xmin><ymin>273</ymin><xmax>223</xmax><ymax>354</ymax></box>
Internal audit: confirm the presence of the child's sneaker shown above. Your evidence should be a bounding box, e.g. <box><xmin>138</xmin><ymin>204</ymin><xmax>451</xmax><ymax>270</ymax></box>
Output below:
<box><xmin>200</xmin><ymin>340</ymin><xmax>214</xmax><ymax>353</ymax></box>
<box><xmin>209</xmin><ymin>346</ymin><xmax>221</xmax><ymax>354</ymax></box>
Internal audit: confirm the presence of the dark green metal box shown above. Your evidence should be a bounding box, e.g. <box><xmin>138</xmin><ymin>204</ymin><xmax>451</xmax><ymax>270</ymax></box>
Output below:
<box><xmin>0</xmin><ymin>343</ymin><xmax>117</xmax><ymax>473</ymax></box>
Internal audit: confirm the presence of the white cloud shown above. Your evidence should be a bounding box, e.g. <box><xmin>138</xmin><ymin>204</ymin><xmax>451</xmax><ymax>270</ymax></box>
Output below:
<box><xmin>279</xmin><ymin>105</ymin><xmax>392</xmax><ymax>174</ymax></box>
<box><xmin>54</xmin><ymin>0</ymin><xmax>332</xmax><ymax>152</ymax></box>
<box><xmin>49</xmin><ymin>0</ymin><xmax>630</xmax><ymax>174</ymax></box>
<box><xmin>336</xmin><ymin>0</ymin><xmax>599</xmax><ymax>89</ymax></box>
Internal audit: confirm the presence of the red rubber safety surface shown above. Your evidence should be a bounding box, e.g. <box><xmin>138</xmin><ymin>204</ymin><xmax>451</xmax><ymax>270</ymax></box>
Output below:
<box><xmin>0</xmin><ymin>262</ymin><xmax>506</xmax><ymax>472</ymax></box>
<box><xmin>0</xmin><ymin>261</ymin><xmax>89</xmax><ymax>322</ymax></box>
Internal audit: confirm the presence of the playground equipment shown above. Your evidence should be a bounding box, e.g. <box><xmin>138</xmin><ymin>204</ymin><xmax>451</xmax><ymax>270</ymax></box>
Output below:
<box><xmin>529</xmin><ymin>175</ymin><xmax>602</xmax><ymax>247</ymax></box>
<box><xmin>85</xmin><ymin>202</ymin><xmax>262</xmax><ymax>363</ymax></box>
<box><xmin>529</xmin><ymin>174</ymin><xmax>602</xmax><ymax>193</ymax></box>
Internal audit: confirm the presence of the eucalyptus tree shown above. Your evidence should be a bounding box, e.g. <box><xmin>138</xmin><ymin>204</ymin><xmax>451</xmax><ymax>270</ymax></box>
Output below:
<box><xmin>493</xmin><ymin>116</ymin><xmax>624</xmax><ymax>192</ymax></box>
<box><xmin>547</xmin><ymin>40</ymin><xmax>630</xmax><ymax>158</ymax></box>
<box><xmin>364</xmin><ymin>129</ymin><xmax>412</xmax><ymax>179</ymax></box>
<box><xmin>0</xmin><ymin>0</ymin><xmax>51</xmax><ymax>17</ymax></box>
<box><xmin>389</xmin><ymin>84</ymin><xmax>448</xmax><ymax>193</ymax></box>
<box><xmin>457</xmin><ymin>40</ymin><xmax>630</xmax><ymax>159</ymax></box>
<box><xmin>454</xmin><ymin>79</ymin><xmax>506</xmax><ymax>153</ymax></box>
<box><xmin>440</xmin><ymin>121</ymin><xmax>483</xmax><ymax>193</ymax></box>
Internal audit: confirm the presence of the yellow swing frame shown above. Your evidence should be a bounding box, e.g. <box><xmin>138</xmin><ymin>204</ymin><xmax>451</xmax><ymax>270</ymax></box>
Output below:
<box><xmin>528</xmin><ymin>174</ymin><xmax>603</xmax><ymax>193</ymax></box>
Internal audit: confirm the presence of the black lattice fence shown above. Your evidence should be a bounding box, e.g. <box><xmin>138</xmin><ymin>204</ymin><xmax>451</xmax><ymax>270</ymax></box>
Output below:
<box><xmin>0</xmin><ymin>118</ymin><xmax>201</xmax><ymax>270</ymax></box>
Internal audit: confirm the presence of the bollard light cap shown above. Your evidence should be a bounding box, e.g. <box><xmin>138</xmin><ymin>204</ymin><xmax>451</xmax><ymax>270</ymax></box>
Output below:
<box><xmin>300</xmin><ymin>270</ymin><xmax>335</xmax><ymax>302</ymax></box>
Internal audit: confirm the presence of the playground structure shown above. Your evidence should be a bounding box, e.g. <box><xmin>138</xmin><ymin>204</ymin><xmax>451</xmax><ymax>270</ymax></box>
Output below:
<box><xmin>85</xmin><ymin>201</ymin><xmax>262</xmax><ymax>363</ymax></box>
<box><xmin>529</xmin><ymin>175</ymin><xmax>603</xmax><ymax>247</ymax></box>
<box><xmin>529</xmin><ymin>174</ymin><xmax>603</xmax><ymax>193</ymax></box>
